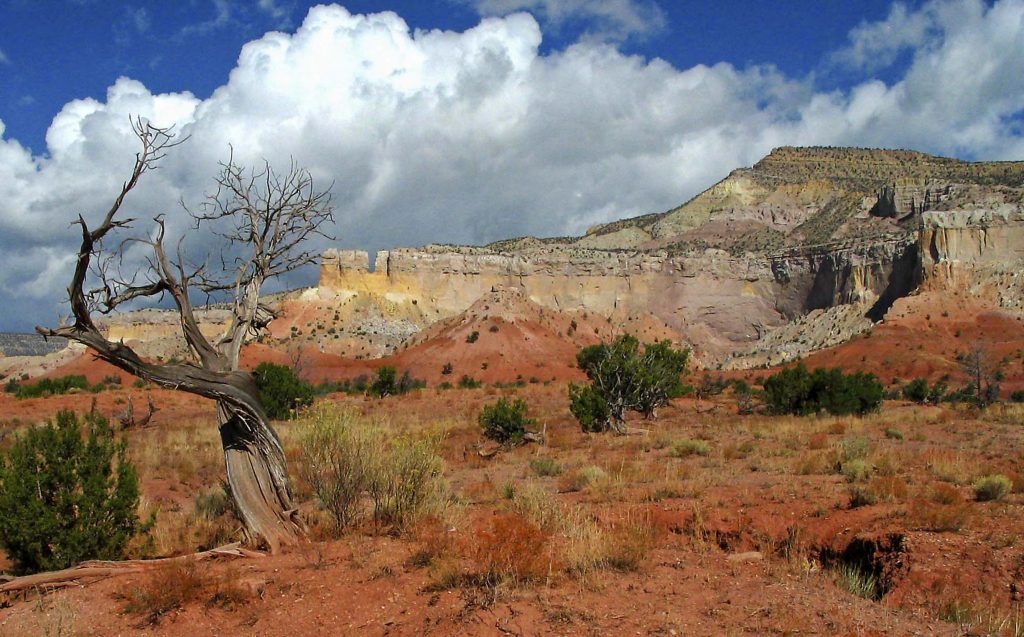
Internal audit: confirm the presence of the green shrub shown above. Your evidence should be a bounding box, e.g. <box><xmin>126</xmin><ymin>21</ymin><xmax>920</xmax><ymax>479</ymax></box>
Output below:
<box><xmin>560</xmin><ymin>465</ymin><xmax>607</xmax><ymax>492</ymax></box>
<box><xmin>298</xmin><ymin>408</ymin><xmax>379</xmax><ymax>531</ymax></box>
<box><xmin>570</xmin><ymin>335</ymin><xmax>689</xmax><ymax>432</ymax></box>
<box><xmin>0</xmin><ymin>411</ymin><xmax>144</xmax><ymax>573</ymax></box>
<box><xmin>9</xmin><ymin>374</ymin><xmax>90</xmax><ymax>399</ymax></box>
<box><xmin>973</xmin><ymin>474</ymin><xmax>1012</xmax><ymax>502</ymax></box>
<box><xmin>762</xmin><ymin>363</ymin><xmax>883</xmax><ymax>416</ymax></box>
<box><xmin>1010</xmin><ymin>390</ymin><xmax>1024</xmax><ymax>403</ymax></box>
<box><xmin>669</xmin><ymin>439</ymin><xmax>710</xmax><ymax>457</ymax></box>
<box><xmin>840</xmin><ymin>436</ymin><xmax>872</xmax><ymax>462</ymax></box>
<box><xmin>848</xmin><ymin>485</ymin><xmax>878</xmax><ymax>508</ymax></box>
<box><xmin>458</xmin><ymin>375</ymin><xmax>482</xmax><ymax>389</ymax></box>
<box><xmin>194</xmin><ymin>482</ymin><xmax>234</xmax><ymax>521</ymax></box>
<box><xmin>479</xmin><ymin>397</ymin><xmax>535</xmax><ymax>444</ymax></box>
<box><xmin>902</xmin><ymin>377</ymin><xmax>947</xmax><ymax>404</ymax></box>
<box><xmin>884</xmin><ymin>428</ymin><xmax>904</xmax><ymax>440</ymax></box>
<box><xmin>465</xmin><ymin>330</ymin><xmax>479</xmax><ymax>344</ymax></box>
<box><xmin>836</xmin><ymin>562</ymin><xmax>879</xmax><ymax>599</ymax></box>
<box><xmin>841</xmin><ymin>459</ymin><xmax>873</xmax><ymax>483</ymax></box>
<box><xmin>396</xmin><ymin>370</ymin><xmax>426</xmax><ymax>394</ymax></box>
<box><xmin>366</xmin><ymin>366</ymin><xmax>426</xmax><ymax>398</ymax></box>
<box><xmin>368</xmin><ymin>433</ymin><xmax>446</xmax><ymax>528</ymax></box>
<box><xmin>568</xmin><ymin>383</ymin><xmax>611</xmax><ymax>433</ymax></box>
<box><xmin>529</xmin><ymin>457</ymin><xmax>563</xmax><ymax>477</ymax></box>
<box><xmin>369</xmin><ymin>366</ymin><xmax>398</xmax><ymax>398</ymax></box>
<box><xmin>253</xmin><ymin>362</ymin><xmax>314</xmax><ymax>420</ymax></box>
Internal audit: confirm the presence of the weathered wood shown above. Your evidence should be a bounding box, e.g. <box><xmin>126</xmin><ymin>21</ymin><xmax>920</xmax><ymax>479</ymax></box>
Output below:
<box><xmin>0</xmin><ymin>543</ymin><xmax>262</xmax><ymax>598</ymax></box>
<box><xmin>34</xmin><ymin>118</ymin><xmax>331</xmax><ymax>552</ymax></box>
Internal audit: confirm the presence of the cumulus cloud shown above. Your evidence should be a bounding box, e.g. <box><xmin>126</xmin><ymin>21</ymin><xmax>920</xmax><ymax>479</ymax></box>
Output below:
<box><xmin>465</xmin><ymin>0</ymin><xmax>666</xmax><ymax>41</ymax></box>
<box><xmin>0</xmin><ymin>1</ymin><xmax>1023</xmax><ymax>330</ymax></box>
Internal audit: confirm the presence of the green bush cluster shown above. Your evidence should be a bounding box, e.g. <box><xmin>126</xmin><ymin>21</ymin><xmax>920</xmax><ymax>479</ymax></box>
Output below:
<box><xmin>0</xmin><ymin>411</ymin><xmax>145</xmax><ymax>574</ymax></box>
<box><xmin>762</xmin><ymin>363</ymin><xmax>883</xmax><ymax>416</ymax></box>
<box><xmin>367</xmin><ymin>366</ymin><xmax>425</xmax><ymax>398</ymax></box>
<box><xmin>901</xmin><ymin>377</ymin><xmax>947</xmax><ymax>404</ymax></box>
<box><xmin>569</xmin><ymin>335</ymin><xmax>689</xmax><ymax>432</ymax></box>
<box><xmin>253</xmin><ymin>362</ymin><xmax>314</xmax><ymax>420</ymax></box>
<box><xmin>314</xmin><ymin>375</ymin><xmax>370</xmax><ymax>396</ymax></box>
<box><xmin>4</xmin><ymin>374</ymin><xmax>124</xmax><ymax>399</ymax></box>
<box><xmin>479</xmin><ymin>397</ymin><xmax>535</xmax><ymax>444</ymax></box>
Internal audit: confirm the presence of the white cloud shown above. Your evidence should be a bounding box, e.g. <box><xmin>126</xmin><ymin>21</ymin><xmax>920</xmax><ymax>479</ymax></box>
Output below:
<box><xmin>466</xmin><ymin>0</ymin><xmax>666</xmax><ymax>41</ymax></box>
<box><xmin>133</xmin><ymin>7</ymin><xmax>151</xmax><ymax>34</ymax></box>
<box><xmin>257</xmin><ymin>0</ymin><xmax>293</xmax><ymax>27</ymax></box>
<box><xmin>0</xmin><ymin>48</ymin><xmax>10</xmax><ymax>65</ymax></box>
<box><xmin>179</xmin><ymin>0</ymin><xmax>233</xmax><ymax>36</ymax></box>
<box><xmin>0</xmin><ymin>1</ymin><xmax>1023</xmax><ymax>330</ymax></box>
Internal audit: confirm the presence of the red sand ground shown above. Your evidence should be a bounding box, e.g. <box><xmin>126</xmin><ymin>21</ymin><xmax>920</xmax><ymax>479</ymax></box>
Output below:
<box><xmin>3</xmin><ymin>290</ymin><xmax>1024</xmax><ymax>635</ymax></box>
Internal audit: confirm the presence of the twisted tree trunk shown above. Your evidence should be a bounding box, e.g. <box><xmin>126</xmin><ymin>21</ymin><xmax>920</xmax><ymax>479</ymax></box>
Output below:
<box><xmin>217</xmin><ymin>398</ymin><xmax>302</xmax><ymax>553</ymax></box>
<box><xmin>37</xmin><ymin>119</ymin><xmax>329</xmax><ymax>551</ymax></box>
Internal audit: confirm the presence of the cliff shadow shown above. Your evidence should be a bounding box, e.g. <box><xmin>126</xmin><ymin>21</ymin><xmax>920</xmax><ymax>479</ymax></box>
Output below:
<box><xmin>866</xmin><ymin>243</ymin><xmax>920</xmax><ymax>322</ymax></box>
<box><xmin>805</xmin><ymin>255</ymin><xmax>840</xmax><ymax>313</ymax></box>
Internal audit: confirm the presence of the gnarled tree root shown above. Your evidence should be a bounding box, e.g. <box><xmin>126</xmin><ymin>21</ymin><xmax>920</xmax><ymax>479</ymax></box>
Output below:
<box><xmin>0</xmin><ymin>543</ymin><xmax>263</xmax><ymax>602</ymax></box>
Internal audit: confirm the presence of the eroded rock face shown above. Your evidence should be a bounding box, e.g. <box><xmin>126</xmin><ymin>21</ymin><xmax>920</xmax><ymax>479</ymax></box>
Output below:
<box><xmin>78</xmin><ymin>147</ymin><xmax>1024</xmax><ymax>371</ymax></box>
<box><xmin>317</xmin><ymin>147</ymin><xmax>1024</xmax><ymax>366</ymax></box>
<box><xmin>319</xmin><ymin>237</ymin><xmax>917</xmax><ymax>360</ymax></box>
<box><xmin>919</xmin><ymin>208</ymin><xmax>1024</xmax><ymax>311</ymax></box>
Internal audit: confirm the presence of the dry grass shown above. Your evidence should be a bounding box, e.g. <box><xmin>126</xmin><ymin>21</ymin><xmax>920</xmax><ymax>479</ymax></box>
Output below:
<box><xmin>465</xmin><ymin>512</ymin><xmax>554</xmax><ymax>586</ymax></box>
<box><xmin>28</xmin><ymin>380</ymin><xmax>1022</xmax><ymax>633</ymax></box>
<box><xmin>117</xmin><ymin>558</ymin><xmax>251</xmax><ymax>625</ymax></box>
<box><xmin>925</xmin><ymin>450</ymin><xmax>975</xmax><ymax>484</ymax></box>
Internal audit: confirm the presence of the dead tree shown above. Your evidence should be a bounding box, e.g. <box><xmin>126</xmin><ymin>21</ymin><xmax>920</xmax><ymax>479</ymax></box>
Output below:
<box><xmin>118</xmin><ymin>395</ymin><xmax>159</xmax><ymax>429</ymax></box>
<box><xmin>37</xmin><ymin>118</ymin><xmax>334</xmax><ymax>552</ymax></box>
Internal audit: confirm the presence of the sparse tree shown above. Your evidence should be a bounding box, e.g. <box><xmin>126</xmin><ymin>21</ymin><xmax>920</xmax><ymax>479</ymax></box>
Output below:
<box><xmin>37</xmin><ymin>118</ymin><xmax>334</xmax><ymax>552</ymax></box>
<box><xmin>958</xmin><ymin>344</ymin><xmax>1002</xmax><ymax>406</ymax></box>
<box><xmin>570</xmin><ymin>335</ymin><xmax>689</xmax><ymax>433</ymax></box>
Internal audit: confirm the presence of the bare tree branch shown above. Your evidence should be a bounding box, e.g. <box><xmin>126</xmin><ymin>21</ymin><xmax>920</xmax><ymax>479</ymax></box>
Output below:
<box><xmin>34</xmin><ymin>116</ymin><xmax>325</xmax><ymax>552</ymax></box>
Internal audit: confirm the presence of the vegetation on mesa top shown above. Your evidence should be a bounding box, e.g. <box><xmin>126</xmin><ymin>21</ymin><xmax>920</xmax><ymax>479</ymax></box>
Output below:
<box><xmin>585</xmin><ymin>146</ymin><xmax>1024</xmax><ymax>244</ymax></box>
<box><xmin>752</xmin><ymin>146</ymin><xmax>1024</xmax><ymax>187</ymax></box>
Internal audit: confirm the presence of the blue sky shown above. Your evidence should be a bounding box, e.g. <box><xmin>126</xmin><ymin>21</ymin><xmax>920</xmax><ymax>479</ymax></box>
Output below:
<box><xmin>0</xmin><ymin>0</ymin><xmax>1021</xmax><ymax>331</ymax></box>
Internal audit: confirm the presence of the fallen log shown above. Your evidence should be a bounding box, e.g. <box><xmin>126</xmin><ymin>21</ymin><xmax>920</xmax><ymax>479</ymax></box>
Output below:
<box><xmin>0</xmin><ymin>542</ymin><xmax>263</xmax><ymax>599</ymax></box>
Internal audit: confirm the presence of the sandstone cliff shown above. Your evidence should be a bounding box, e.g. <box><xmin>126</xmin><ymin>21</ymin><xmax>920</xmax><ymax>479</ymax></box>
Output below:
<box><xmin>314</xmin><ymin>147</ymin><xmax>1023</xmax><ymax>368</ymax></box>
<box><xmin>90</xmin><ymin>147</ymin><xmax>1024</xmax><ymax>373</ymax></box>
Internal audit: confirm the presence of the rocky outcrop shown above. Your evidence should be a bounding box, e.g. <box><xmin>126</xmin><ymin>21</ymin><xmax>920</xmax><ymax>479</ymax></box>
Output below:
<box><xmin>97</xmin><ymin>308</ymin><xmax>233</xmax><ymax>360</ymax></box>
<box><xmin>49</xmin><ymin>147</ymin><xmax>1020</xmax><ymax>372</ymax></box>
<box><xmin>317</xmin><ymin>147</ymin><xmax>1023</xmax><ymax>367</ymax></box>
<box><xmin>319</xmin><ymin>233</ymin><xmax>918</xmax><ymax>360</ymax></box>
<box><xmin>919</xmin><ymin>208</ymin><xmax>1024</xmax><ymax>310</ymax></box>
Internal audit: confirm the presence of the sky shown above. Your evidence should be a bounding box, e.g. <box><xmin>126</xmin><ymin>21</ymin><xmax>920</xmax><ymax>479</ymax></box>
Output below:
<box><xmin>0</xmin><ymin>0</ymin><xmax>1022</xmax><ymax>332</ymax></box>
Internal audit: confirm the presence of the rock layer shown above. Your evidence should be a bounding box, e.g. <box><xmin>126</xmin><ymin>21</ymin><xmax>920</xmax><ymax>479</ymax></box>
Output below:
<box><xmin>317</xmin><ymin>147</ymin><xmax>1024</xmax><ymax>366</ymax></box>
<box><xmin>95</xmin><ymin>147</ymin><xmax>1024</xmax><ymax>371</ymax></box>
